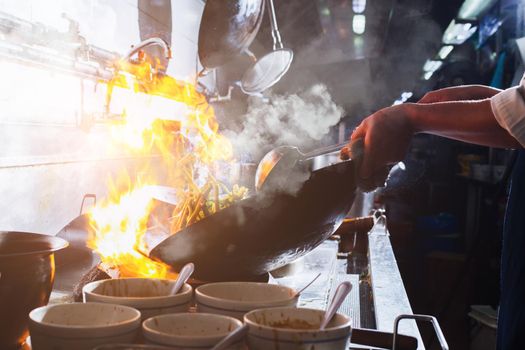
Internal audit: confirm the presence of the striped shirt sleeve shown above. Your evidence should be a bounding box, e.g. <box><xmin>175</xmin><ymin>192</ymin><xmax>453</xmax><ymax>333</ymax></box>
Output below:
<box><xmin>490</xmin><ymin>75</ymin><xmax>525</xmax><ymax>147</ymax></box>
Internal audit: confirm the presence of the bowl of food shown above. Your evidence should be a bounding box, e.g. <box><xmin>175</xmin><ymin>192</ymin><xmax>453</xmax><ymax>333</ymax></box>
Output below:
<box><xmin>142</xmin><ymin>313</ymin><xmax>243</xmax><ymax>349</ymax></box>
<box><xmin>0</xmin><ymin>231</ymin><xmax>68</xmax><ymax>349</ymax></box>
<box><xmin>28</xmin><ymin>302</ymin><xmax>141</xmax><ymax>350</ymax></box>
<box><xmin>195</xmin><ymin>282</ymin><xmax>298</xmax><ymax>320</ymax></box>
<box><xmin>244</xmin><ymin>307</ymin><xmax>352</xmax><ymax>350</ymax></box>
<box><xmin>83</xmin><ymin>278</ymin><xmax>192</xmax><ymax>320</ymax></box>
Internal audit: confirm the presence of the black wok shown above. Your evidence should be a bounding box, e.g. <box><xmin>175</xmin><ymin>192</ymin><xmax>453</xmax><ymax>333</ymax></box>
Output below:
<box><xmin>149</xmin><ymin>160</ymin><xmax>357</xmax><ymax>281</ymax></box>
<box><xmin>198</xmin><ymin>0</ymin><xmax>265</xmax><ymax>69</ymax></box>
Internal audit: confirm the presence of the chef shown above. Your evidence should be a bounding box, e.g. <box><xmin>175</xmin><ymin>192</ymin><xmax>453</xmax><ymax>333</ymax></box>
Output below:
<box><xmin>350</xmin><ymin>79</ymin><xmax>525</xmax><ymax>349</ymax></box>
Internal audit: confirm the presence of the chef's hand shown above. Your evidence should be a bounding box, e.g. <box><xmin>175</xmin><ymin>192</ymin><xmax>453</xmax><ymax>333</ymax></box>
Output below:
<box><xmin>350</xmin><ymin>104</ymin><xmax>414</xmax><ymax>184</ymax></box>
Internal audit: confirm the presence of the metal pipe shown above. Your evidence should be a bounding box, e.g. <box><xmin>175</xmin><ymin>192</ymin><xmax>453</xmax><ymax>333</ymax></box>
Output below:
<box><xmin>123</xmin><ymin>37</ymin><xmax>172</xmax><ymax>62</ymax></box>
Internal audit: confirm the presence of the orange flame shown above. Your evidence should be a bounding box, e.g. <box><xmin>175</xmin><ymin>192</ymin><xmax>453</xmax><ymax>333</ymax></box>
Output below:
<box><xmin>87</xmin><ymin>56</ymin><xmax>244</xmax><ymax>278</ymax></box>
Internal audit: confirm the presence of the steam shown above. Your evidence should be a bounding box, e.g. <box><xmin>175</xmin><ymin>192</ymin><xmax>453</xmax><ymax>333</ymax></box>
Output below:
<box><xmin>227</xmin><ymin>84</ymin><xmax>344</xmax><ymax>160</ymax></box>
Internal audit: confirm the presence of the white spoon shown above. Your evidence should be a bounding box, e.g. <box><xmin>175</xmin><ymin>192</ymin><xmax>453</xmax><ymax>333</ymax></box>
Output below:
<box><xmin>211</xmin><ymin>324</ymin><xmax>249</xmax><ymax>350</ymax></box>
<box><xmin>170</xmin><ymin>263</ymin><xmax>194</xmax><ymax>295</ymax></box>
<box><xmin>320</xmin><ymin>281</ymin><xmax>353</xmax><ymax>330</ymax></box>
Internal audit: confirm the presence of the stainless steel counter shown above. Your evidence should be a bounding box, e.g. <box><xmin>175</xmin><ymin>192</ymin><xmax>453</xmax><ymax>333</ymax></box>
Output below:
<box><xmin>274</xmin><ymin>217</ymin><xmax>425</xmax><ymax>349</ymax></box>
<box><xmin>368</xmin><ymin>219</ymin><xmax>425</xmax><ymax>349</ymax></box>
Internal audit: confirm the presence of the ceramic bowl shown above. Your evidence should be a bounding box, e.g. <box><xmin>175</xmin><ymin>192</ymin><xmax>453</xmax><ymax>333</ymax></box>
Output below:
<box><xmin>142</xmin><ymin>313</ymin><xmax>243</xmax><ymax>349</ymax></box>
<box><xmin>28</xmin><ymin>302</ymin><xmax>141</xmax><ymax>350</ymax></box>
<box><xmin>195</xmin><ymin>282</ymin><xmax>297</xmax><ymax>320</ymax></box>
<box><xmin>83</xmin><ymin>278</ymin><xmax>192</xmax><ymax>320</ymax></box>
<box><xmin>244</xmin><ymin>307</ymin><xmax>352</xmax><ymax>350</ymax></box>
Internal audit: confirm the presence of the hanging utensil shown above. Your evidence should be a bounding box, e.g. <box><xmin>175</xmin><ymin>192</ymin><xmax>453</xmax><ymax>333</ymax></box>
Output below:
<box><xmin>198</xmin><ymin>0</ymin><xmax>265</xmax><ymax>71</ymax></box>
<box><xmin>240</xmin><ymin>0</ymin><xmax>294</xmax><ymax>94</ymax></box>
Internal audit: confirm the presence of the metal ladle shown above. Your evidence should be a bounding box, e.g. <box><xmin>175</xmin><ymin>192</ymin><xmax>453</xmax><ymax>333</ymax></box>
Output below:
<box><xmin>255</xmin><ymin>139</ymin><xmax>362</xmax><ymax>192</ymax></box>
<box><xmin>255</xmin><ymin>138</ymin><xmax>394</xmax><ymax>193</ymax></box>
<box><xmin>240</xmin><ymin>0</ymin><xmax>294</xmax><ymax>95</ymax></box>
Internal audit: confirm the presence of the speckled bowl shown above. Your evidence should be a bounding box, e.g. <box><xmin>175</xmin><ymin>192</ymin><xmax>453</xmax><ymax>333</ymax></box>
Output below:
<box><xmin>83</xmin><ymin>278</ymin><xmax>192</xmax><ymax>320</ymax></box>
<box><xmin>142</xmin><ymin>313</ymin><xmax>243</xmax><ymax>349</ymax></box>
<box><xmin>244</xmin><ymin>307</ymin><xmax>352</xmax><ymax>350</ymax></box>
<box><xmin>195</xmin><ymin>282</ymin><xmax>298</xmax><ymax>320</ymax></box>
<box><xmin>28</xmin><ymin>302</ymin><xmax>141</xmax><ymax>350</ymax></box>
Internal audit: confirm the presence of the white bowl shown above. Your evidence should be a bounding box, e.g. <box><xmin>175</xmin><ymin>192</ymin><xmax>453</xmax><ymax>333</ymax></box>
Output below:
<box><xmin>29</xmin><ymin>302</ymin><xmax>141</xmax><ymax>350</ymax></box>
<box><xmin>142</xmin><ymin>313</ymin><xmax>243</xmax><ymax>349</ymax></box>
<box><xmin>244</xmin><ymin>307</ymin><xmax>352</xmax><ymax>350</ymax></box>
<box><xmin>195</xmin><ymin>282</ymin><xmax>298</xmax><ymax>320</ymax></box>
<box><xmin>83</xmin><ymin>278</ymin><xmax>192</xmax><ymax>320</ymax></box>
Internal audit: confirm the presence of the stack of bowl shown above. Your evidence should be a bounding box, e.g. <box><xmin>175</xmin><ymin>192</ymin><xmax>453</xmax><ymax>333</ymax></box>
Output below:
<box><xmin>82</xmin><ymin>277</ymin><xmax>193</xmax><ymax>320</ymax></box>
<box><xmin>194</xmin><ymin>281</ymin><xmax>352</xmax><ymax>349</ymax></box>
<box><xmin>195</xmin><ymin>281</ymin><xmax>298</xmax><ymax>320</ymax></box>
<box><xmin>25</xmin><ymin>274</ymin><xmax>352</xmax><ymax>349</ymax></box>
<box><xmin>142</xmin><ymin>313</ymin><xmax>243</xmax><ymax>349</ymax></box>
<box><xmin>244</xmin><ymin>306</ymin><xmax>352</xmax><ymax>350</ymax></box>
<box><xmin>29</xmin><ymin>302</ymin><xmax>141</xmax><ymax>350</ymax></box>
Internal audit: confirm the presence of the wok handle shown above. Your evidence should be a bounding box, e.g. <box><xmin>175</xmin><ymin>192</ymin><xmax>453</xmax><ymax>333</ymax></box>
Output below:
<box><xmin>304</xmin><ymin>142</ymin><xmax>348</xmax><ymax>158</ymax></box>
<box><xmin>304</xmin><ymin>138</ymin><xmax>389</xmax><ymax>193</ymax></box>
<box><xmin>79</xmin><ymin>194</ymin><xmax>97</xmax><ymax>216</ymax></box>
<box><xmin>304</xmin><ymin>138</ymin><xmax>364</xmax><ymax>160</ymax></box>
<box><xmin>351</xmin><ymin>327</ymin><xmax>417</xmax><ymax>350</ymax></box>
<box><xmin>333</xmin><ymin>216</ymin><xmax>375</xmax><ymax>236</ymax></box>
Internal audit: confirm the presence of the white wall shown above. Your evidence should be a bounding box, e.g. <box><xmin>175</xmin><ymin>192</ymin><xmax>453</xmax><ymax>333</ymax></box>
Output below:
<box><xmin>0</xmin><ymin>0</ymin><xmax>213</xmax><ymax>234</ymax></box>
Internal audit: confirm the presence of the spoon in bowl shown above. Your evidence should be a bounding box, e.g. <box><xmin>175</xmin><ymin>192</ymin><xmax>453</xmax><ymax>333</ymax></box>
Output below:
<box><xmin>292</xmin><ymin>272</ymin><xmax>322</xmax><ymax>298</ymax></box>
<box><xmin>320</xmin><ymin>281</ymin><xmax>353</xmax><ymax>330</ymax></box>
<box><xmin>211</xmin><ymin>324</ymin><xmax>249</xmax><ymax>350</ymax></box>
<box><xmin>170</xmin><ymin>262</ymin><xmax>194</xmax><ymax>295</ymax></box>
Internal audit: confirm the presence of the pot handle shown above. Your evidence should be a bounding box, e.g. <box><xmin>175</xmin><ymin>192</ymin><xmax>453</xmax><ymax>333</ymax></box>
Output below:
<box><xmin>393</xmin><ymin>314</ymin><xmax>449</xmax><ymax>350</ymax></box>
<box><xmin>79</xmin><ymin>194</ymin><xmax>97</xmax><ymax>216</ymax></box>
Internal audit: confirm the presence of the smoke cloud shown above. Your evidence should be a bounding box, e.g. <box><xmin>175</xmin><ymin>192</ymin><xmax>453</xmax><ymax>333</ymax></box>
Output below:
<box><xmin>226</xmin><ymin>84</ymin><xmax>344</xmax><ymax>160</ymax></box>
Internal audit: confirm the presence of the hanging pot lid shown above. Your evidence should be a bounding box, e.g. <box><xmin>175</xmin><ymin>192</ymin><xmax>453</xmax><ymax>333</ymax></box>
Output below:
<box><xmin>198</xmin><ymin>0</ymin><xmax>265</xmax><ymax>70</ymax></box>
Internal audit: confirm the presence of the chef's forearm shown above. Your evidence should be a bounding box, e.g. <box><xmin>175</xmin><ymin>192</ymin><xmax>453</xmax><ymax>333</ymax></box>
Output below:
<box><xmin>419</xmin><ymin>85</ymin><xmax>502</xmax><ymax>103</ymax></box>
<box><xmin>448</xmin><ymin>85</ymin><xmax>502</xmax><ymax>100</ymax></box>
<box><xmin>404</xmin><ymin>100</ymin><xmax>521</xmax><ymax>148</ymax></box>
